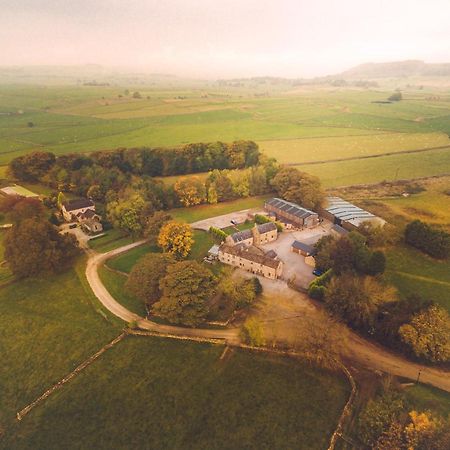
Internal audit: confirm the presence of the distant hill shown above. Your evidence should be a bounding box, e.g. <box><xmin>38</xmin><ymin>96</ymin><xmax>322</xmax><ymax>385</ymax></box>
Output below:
<box><xmin>338</xmin><ymin>60</ymin><xmax>450</xmax><ymax>78</ymax></box>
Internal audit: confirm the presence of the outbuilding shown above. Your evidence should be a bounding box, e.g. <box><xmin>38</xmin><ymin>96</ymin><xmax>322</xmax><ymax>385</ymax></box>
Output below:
<box><xmin>291</xmin><ymin>240</ymin><xmax>317</xmax><ymax>257</ymax></box>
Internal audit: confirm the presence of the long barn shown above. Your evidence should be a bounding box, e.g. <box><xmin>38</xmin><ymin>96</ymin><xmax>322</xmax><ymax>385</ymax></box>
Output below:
<box><xmin>264</xmin><ymin>198</ymin><xmax>319</xmax><ymax>229</ymax></box>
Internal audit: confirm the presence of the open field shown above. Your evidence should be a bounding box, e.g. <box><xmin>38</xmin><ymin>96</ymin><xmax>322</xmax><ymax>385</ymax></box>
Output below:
<box><xmin>1</xmin><ymin>84</ymin><xmax>450</xmax><ymax>187</ymax></box>
<box><xmin>88</xmin><ymin>229</ymin><xmax>134</xmax><ymax>252</ymax></box>
<box><xmin>170</xmin><ymin>195</ymin><xmax>268</xmax><ymax>223</ymax></box>
<box><xmin>404</xmin><ymin>384</ymin><xmax>450</xmax><ymax>417</ymax></box>
<box><xmin>3</xmin><ymin>336</ymin><xmax>349</xmax><ymax>450</ymax></box>
<box><xmin>0</xmin><ymin>258</ymin><xmax>120</xmax><ymax>429</ymax></box>
<box><xmin>386</xmin><ymin>245</ymin><xmax>450</xmax><ymax>312</ymax></box>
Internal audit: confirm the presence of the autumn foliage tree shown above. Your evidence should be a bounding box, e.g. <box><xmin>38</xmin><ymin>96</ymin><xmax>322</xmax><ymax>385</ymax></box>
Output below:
<box><xmin>144</xmin><ymin>211</ymin><xmax>172</xmax><ymax>244</ymax></box>
<box><xmin>152</xmin><ymin>260</ymin><xmax>216</xmax><ymax>326</ymax></box>
<box><xmin>399</xmin><ymin>305</ymin><xmax>450</xmax><ymax>362</ymax></box>
<box><xmin>174</xmin><ymin>177</ymin><xmax>206</xmax><ymax>207</ymax></box>
<box><xmin>157</xmin><ymin>221</ymin><xmax>193</xmax><ymax>258</ymax></box>
<box><xmin>0</xmin><ymin>196</ymin><xmax>46</xmax><ymax>223</ymax></box>
<box><xmin>125</xmin><ymin>253</ymin><xmax>175</xmax><ymax>306</ymax></box>
<box><xmin>4</xmin><ymin>218</ymin><xmax>79</xmax><ymax>278</ymax></box>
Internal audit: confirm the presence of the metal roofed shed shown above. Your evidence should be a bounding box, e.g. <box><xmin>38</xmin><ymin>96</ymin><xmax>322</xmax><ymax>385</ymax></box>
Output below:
<box><xmin>319</xmin><ymin>197</ymin><xmax>386</xmax><ymax>230</ymax></box>
<box><xmin>291</xmin><ymin>240</ymin><xmax>317</xmax><ymax>257</ymax></box>
<box><xmin>0</xmin><ymin>185</ymin><xmax>39</xmax><ymax>198</ymax></box>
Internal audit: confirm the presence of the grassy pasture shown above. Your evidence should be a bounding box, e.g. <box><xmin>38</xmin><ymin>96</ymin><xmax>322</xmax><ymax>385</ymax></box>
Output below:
<box><xmin>170</xmin><ymin>195</ymin><xmax>269</xmax><ymax>223</ymax></box>
<box><xmin>386</xmin><ymin>245</ymin><xmax>450</xmax><ymax>312</ymax></box>
<box><xmin>299</xmin><ymin>146</ymin><xmax>450</xmax><ymax>187</ymax></box>
<box><xmin>0</xmin><ymin>258</ymin><xmax>120</xmax><ymax>428</ymax></box>
<box><xmin>4</xmin><ymin>337</ymin><xmax>349</xmax><ymax>450</ymax></box>
<box><xmin>88</xmin><ymin>229</ymin><xmax>134</xmax><ymax>252</ymax></box>
<box><xmin>260</xmin><ymin>132</ymin><xmax>449</xmax><ymax>164</ymax></box>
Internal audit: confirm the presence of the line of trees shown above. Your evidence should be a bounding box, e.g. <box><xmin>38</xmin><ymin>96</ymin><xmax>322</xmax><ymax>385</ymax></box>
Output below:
<box><xmin>405</xmin><ymin>220</ymin><xmax>450</xmax><ymax>259</ymax></box>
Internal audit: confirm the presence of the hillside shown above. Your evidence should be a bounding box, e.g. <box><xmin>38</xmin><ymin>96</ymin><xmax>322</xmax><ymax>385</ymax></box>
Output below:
<box><xmin>339</xmin><ymin>60</ymin><xmax>450</xmax><ymax>78</ymax></box>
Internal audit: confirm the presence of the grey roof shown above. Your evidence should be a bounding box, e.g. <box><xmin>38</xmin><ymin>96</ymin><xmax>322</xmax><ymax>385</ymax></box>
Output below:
<box><xmin>265</xmin><ymin>249</ymin><xmax>278</xmax><ymax>259</ymax></box>
<box><xmin>63</xmin><ymin>198</ymin><xmax>94</xmax><ymax>212</ymax></box>
<box><xmin>257</xmin><ymin>222</ymin><xmax>277</xmax><ymax>233</ymax></box>
<box><xmin>331</xmin><ymin>224</ymin><xmax>348</xmax><ymax>235</ymax></box>
<box><xmin>291</xmin><ymin>240</ymin><xmax>317</xmax><ymax>255</ymax></box>
<box><xmin>231</xmin><ymin>229</ymin><xmax>253</xmax><ymax>243</ymax></box>
<box><xmin>324</xmin><ymin>197</ymin><xmax>375</xmax><ymax>221</ymax></box>
<box><xmin>265</xmin><ymin>198</ymin><xmax>317</xmax><ymax>219</ymax></box>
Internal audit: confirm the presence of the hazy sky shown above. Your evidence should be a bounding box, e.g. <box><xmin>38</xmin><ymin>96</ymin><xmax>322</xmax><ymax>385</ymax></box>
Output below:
<box><xmin>1</xmin><ymin>0</ymin><xmax>449</xmax><ymax>77</ymax></box>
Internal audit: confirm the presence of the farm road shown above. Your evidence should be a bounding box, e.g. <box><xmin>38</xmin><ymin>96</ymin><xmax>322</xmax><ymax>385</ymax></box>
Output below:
<box><xmin>86</xmin><ymin>241</ymin><xmax>450</xmax><ymax>393</ymax></box>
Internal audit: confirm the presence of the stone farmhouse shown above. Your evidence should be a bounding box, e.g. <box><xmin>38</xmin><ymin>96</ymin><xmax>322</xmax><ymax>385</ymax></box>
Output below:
<box><xmin>225</xmin><ymin>222</ymin><xmax>278</xmax><ymax>247</ymax></box>
<box><xmin>61</xmin><ymin>198</ymin><xmax>103</xmax><ymax>233</ymax></box>
<box><xmin>264</xmin><ymin>198</ymin><xmax>319</xmax><ymax>229</ymax></box>
<box><xmin>218</xmin><ymin>243</ymin><xmax>283</xmax><ymax>279</ymax></box>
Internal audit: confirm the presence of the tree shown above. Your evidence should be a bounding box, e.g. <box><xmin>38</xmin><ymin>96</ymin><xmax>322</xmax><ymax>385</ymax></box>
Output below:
<box><xmin>325</xmin><ymin>274</ymin><xmax>397</xmax><ymax>329</ymax></box>
<box><xmin>359</xmin><ymin>221</ymin><xmax>400</xmax><ymax>247</ymax></box>
<box><xmin>144</xmin><ymin>211</ymin><xmax>172</xmax><ymax>245</ymax></box>
<box><xmin>374</xmin><ymin>421</ymin><xmax>404</xmax><ymax>450</ymax></box>
<box><xmin>357</xmin><ymin>391</ymin><xmax>404</xmax><ymax>446</ymax></box>
<box><xmin>404</xmin><ymin>410</ymin><xmax>441</xmax><ymax>449</ymax></box>
<box><xmin>132</xmin><ymin>91</ymin><xmax>142</xmax><ymax>99</ymax></box>
<box><xmin>0</xmin><ymin>196</ymin><xmax>45</xmax><ymax>224</ymax></box>
<box><xmin>152</xmin><ymin>260</ymin><xmax>216</xmax><ymax>326</ymax></box>
<box><xmin>388</xmin><ymin>91</ymin><xmax>402</xmax><ymax>101</ymax></box>
<box><xmin>126</xmin><ymin>253</ymin><xmax>175</xmax><ymax>306</ymax></box>
<box><xmin>271</xmin><ymin>167</ymin><xmax>325</xmax><ymax>209</ymax></box>
<box><xmin>9</xmin><ymin>151</ymin><xmax>56</xmax><ymax>181</ymax></box>
<box><xmin>174</xmin><ymin>177</ymin><xmax>206</xmax><ymax>207</ymax></box>
<box><xmin>405</xmin><ymin>220</ymin><xmax>450</xmax><ymax>259</ymax></box>
<box><xmin>207</xmin><ymin>185</ymin><xmax>218</xmax><ymax>204</ymax></box>
<box><xmin>314</xmin><ymin>235</ymin><xmax>336</xmax><ymax>272</ymax></box>
<box><xmin>242</xmin><ymin>317</ymin><xmax>266</xmax><ymax>346</ymax></box>
<box><xmin>399</xmin><ymin>305</ymin><xmax>450</xmax><ymax>362</ymax></box>
<box><xmin>207</xmin><ymin>170</ymin><xmax>235</xmax><ymax>201</ymax></box>
<box><xmin>4</xmin><ymin>218</ymin><xmax>79</xmax><ymax>278</ymax></box>
<box><xmin>157</xmin><ymin>221</ymin><xmax>193</xmax><ymax>258</ymax></box>
<box><xmin>367</xmin><ymin>251</ymin><xmax>386</xmax><ymax>275</ymax></box>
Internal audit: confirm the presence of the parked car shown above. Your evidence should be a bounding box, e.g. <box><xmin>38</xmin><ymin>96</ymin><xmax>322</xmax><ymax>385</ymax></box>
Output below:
<box><xmin>69</xmin><ymin>223</ymin><xmax>77</xmax><ymax>229</ymax></box>
<box><xmin>312</xmin><ymin>268</ymin><xmax>324</xmax><ymax>276</ymax></box>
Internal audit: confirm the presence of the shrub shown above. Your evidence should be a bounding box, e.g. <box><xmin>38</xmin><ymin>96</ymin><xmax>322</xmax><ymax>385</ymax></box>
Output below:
<box><xmin>308</xmin><ymin>269</ymin><xmax>333</xmax><ymax>301</ymax></box>
<box><xmin>209</xmin><ymin>226</ymin><xmax>227</xmax><ymax>241</ymax></box>
<box><xmin>405</xmin><ymin>220</ymin><xmax>450</xmax><ymax>259</ymax></box>
<box><xmin>242</xmin><ymin>317</ymin><xmax>266</xmax><ymax>346</ymax></box>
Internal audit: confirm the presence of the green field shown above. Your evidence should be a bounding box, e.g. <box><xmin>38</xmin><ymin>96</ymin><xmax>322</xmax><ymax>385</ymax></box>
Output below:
<box><xmin>404</xmin><ymin>384</ymin><xmax>450</xmax><ymax>417</ymax></box>
<box><xmin>0</xmin><ymin>258</ymin><xmax>120</xmax><ymax>428</ymax></box>
<box><xmin>1</xmin><ymin>83</ymin><xmax>450</xmax><ymax>187</ymax></box>
<box><xmin>386</xmin><ymin>245</ymin><xmax>450</xmax><ymax>312</ymax></box>
<box><xmin>170</xmin><ymin>195</ymin><xmax>270</xmax><ymax>223</ymax></box>
<box><xmin>3</xmin><ymin>337</ymin><xmax>349</xmax><ymax>450</ymax></box>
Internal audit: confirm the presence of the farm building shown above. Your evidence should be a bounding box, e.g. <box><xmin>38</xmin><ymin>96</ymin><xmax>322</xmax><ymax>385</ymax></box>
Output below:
<box><xmin>225</xmin><ymin>222</ymin><xmax>278</xmax><ymax>247</ymax></box>
<box><xmin>319</xmin><ymin>197</ymin><xmax>385</xmax><ymax>231</ymax></box>
<box><xmin>264</xmin><ymin>198</ymin><xmax>319</xmax><ymax>229</ymax></box>
<box><xmin>218</xmin><ymin>243</ymin><xmax>283</xmax><ymax>279</ymax></box>
<box><xmin>82</xmin><ymin>218</ymin><xmax>103</xmax><ymax>234</ymax></box>
<box><xmin>291</xmin><ymin>240</ymin><xmax>317</xmax><ymax>257</ymax></box>
<box><xmin>330</xmin><ymin>224</ymin><xmax>349</xmax><ymax>237</ymax></box>
<box><xmin>0</xmin><ymin>185</ymin><xmax>39</xmax><ymax>198</ymax></box>
<box><xmin>61</xmin><ymin>198</ymin><xmax>96</xmax><ymax>222</ymax></box>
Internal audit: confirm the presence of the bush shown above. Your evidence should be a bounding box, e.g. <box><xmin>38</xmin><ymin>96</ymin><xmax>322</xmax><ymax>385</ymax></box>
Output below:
<box><xmin>308</xmin><ymin>269</ymin><xmax>333</xmax><ymax>301</ymax></box>
<box><xmin>254</xmin><ymin>214</ymin><xmax>270</xmax><ymax>224</ymax></box>
<box><xmin>242</xmin><ymin>317</ymin><xmax>266</xmax><ymax>346</ymax></box>
<box><xmin>209</xmin><ymin>226</ymin><xmax>227</xmax><ymax>241</ymax></box>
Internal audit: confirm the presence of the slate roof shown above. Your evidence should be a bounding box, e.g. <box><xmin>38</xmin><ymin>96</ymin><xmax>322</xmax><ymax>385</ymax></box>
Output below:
<box><xmin>231</xmin><ymin>229</ymin><xmax>253</xmax><ymax>243</ymax></box>
<box><xmin>265</xmin><ymin>249</ymin><xmax>278</xmax><ymax>259</ymax></box>
<box><xmin>78</xmin><ymin>209</ymin><xmax>97</xmax><ymax>219</ymax></box>
<box><xmin>291</xmin><ymin>240</ymin><xmax>317</xmax><ymax>255</ymax></box>
<box><xmin>257</xmin><ymin>222</ymin><xmax>277</xmax><ymax>233</ymax></box>
<box><xmin>63</xmin><ymin>198</ymin><xmax>95</xmax><ymax>212</ymax></box>
<box><xmin>219</xmin><ymin>244</ymin><xmax>282</xmax><ymax>270</ymax></box>
<box><xmin>265</xmin><ymin>198</ymin><xmax>317</xmax><ymax>219</ymax></box>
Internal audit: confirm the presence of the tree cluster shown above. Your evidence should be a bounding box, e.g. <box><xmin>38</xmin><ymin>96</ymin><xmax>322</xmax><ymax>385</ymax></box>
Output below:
<box><xmin>405</xmin><ymin>220</ymin><xmax>450</xmax><ymax>259</ymax></box>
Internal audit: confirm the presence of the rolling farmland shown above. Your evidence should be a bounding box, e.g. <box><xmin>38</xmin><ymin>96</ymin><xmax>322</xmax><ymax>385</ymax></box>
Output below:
<box><xmin>0</xmin><ymin>82</ymin><xmax>449</xmax><ymax>186</ymax></box>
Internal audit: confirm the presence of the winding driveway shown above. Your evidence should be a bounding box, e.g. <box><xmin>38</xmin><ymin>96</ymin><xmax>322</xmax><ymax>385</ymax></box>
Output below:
<box><xmin>85</xmin><ymin>241</ymin><xmax>241</xmax><ymax>344</ymax></box>
<box><xmin>85</xmin><ymin>241</ymin><xmax>450</xmax><ymax>393</ymax></box>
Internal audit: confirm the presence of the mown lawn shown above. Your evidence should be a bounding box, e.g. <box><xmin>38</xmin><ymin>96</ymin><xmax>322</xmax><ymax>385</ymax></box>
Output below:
<box><xmin>98</xmin><ymin>265</ymin><xmax>146</xmax><ymax>316</ymax></box>
<box><xmin>106</xmin><ymin>243</ymin><xmax>160</xmax><ymax>273</ymax></box>
<box><xmin>385</xmin><ymin>245</ymin><xmax>450</xmax><ymax>312</ymax></box>
<box><xmin>88</xmin><ymin>229</ymin><xmax>134</xmax><ymax>252</ymax></box>
<box><xmin>170</xmin><ymin>195</ymin><xmax>269</xmax><ymax>223</ymax></box>
<box><xmin>0</xmin><ymin>258</ymin><xmax>120</xmax><ymax>430</ymax></box>
<box><xmin>189</xmin><ymin>230</ymin><xmax>216</xmax><ymax>261</ymax></box>
<box><xmin>404</xmin><ymin>384</ymin><xmax>450</xmax><ymax>417</ymax></box>
<box><xmin>4</xmin><ymin>337</ymin><xmax>349</xmax><ymax>450</ymax></box>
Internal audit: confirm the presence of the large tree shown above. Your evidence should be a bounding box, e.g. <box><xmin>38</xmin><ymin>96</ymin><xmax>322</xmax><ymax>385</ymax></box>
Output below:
<box><xmin>9</xmin><ymin>151</ymin><xmax>56</xmax><ymax>181</ymax></box>
<box><xmin>157</xmin><ymin>221</ymin><xmax>193</xmax><ymax>258</ymax></box>
<box><xmin>325</xmin><ymin>274</ymin><xmax>397</xmax><ymax>329</ymax></box>
<box><xmin>4</xmin><ymin>218</ymin><xmax>79</xmax><ymax>278</ymax></box>
<box><xmin>174</xmin><ymin>177</ymin><xmax>206</xmax><ymax>207</ymax></box>
<box><xmin>0</xmin><ymin>196</ymin><xmax>46</xmax><ymax>223</ymax></box>
<box><xmin>399</xmin><ymin>305</ymin><xmax>450</xmax><ymax>362</ymax></box>
<box><xmin>125</xmin><ymin>253</ymin><xmax>175</xmax><ymax>306</ymax></box>
<box><xmin>271</xmin><ymin>167</ymin><xmax>325</xmax><ymax>210</ymax></box>
<box><xmin>144</xmin><ymin>211</ymin><xmax>172</xmax><ymax>245</ymax></box>
<box><xmin>152</xmin><ymin>260</ymin><xmax>216</xmax><ymax>326</ymax></box>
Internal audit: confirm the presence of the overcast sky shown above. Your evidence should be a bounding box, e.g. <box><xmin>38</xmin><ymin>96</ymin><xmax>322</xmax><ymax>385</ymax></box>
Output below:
<box><xmin>1</xmin><ymin>0</ymin><xmax>449</xmax><ymax>78</ymax></box>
